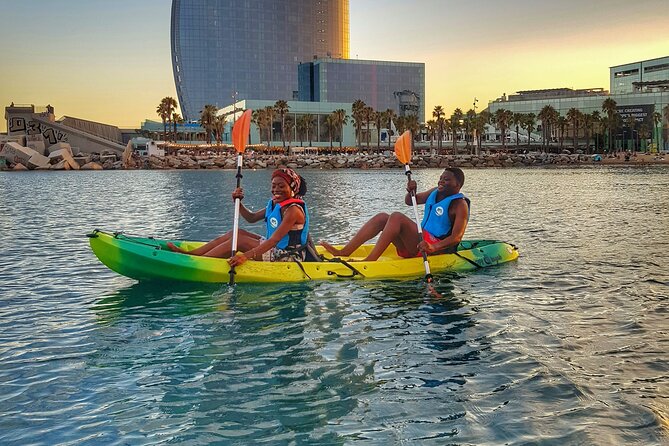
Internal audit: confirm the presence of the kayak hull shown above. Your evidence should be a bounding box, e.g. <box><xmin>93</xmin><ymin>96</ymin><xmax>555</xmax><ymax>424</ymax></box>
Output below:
<box><xmin>88</xmin><ymin>230</ymin><xmax>519</xmax><ymax>283</ymax></box>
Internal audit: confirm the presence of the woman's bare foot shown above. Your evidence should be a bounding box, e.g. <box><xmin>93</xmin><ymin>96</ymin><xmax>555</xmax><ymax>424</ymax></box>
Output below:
<box><xmin>320</xmin><ymin>241</ymin><xmax>346</xmax><ymax>256</ymax></box>
<box><xmin>166</xmin><ymin>241</ymin><xmax>188</xmax><ymax>254</ymax></box>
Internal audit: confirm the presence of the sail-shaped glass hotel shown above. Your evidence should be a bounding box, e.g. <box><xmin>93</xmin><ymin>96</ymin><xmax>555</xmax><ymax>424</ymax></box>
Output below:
<box><xmin>171</xmin><ymin>0</ymin><xmax>349</xmax><ymax>120</ymax></box>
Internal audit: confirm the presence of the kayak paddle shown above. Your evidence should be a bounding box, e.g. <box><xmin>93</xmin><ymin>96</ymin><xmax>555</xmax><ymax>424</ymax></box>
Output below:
<box><xmin>229</xmin><ymin>108</ymin><xmax>252</xmax><ymax>286</ymax></box>
<box><xmin>394</xmin><ymin>130</ymin><xmax>433</xmax><ymax>283</ymax></box>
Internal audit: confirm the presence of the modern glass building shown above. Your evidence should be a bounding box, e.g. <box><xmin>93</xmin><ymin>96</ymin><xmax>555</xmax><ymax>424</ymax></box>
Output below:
<box><xmin>298</xmin><ymin>58</ymin><xmax>426</xmax><ymax>121</ymax></box>
<box><xmin>171</xmin><ymin>0</ymin><xmax>349</xmax><ymax>121</ymax></box>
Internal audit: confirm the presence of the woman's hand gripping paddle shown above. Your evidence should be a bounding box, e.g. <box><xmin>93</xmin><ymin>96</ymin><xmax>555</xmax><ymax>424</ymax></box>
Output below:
<box><xmin>394</xmin><ymin>130</ymin><xmax>433</xmax><ymax>283</ymax></box>
<box><xmin>229</xmin><ymin>109</ymin><xmax>252</xmax><ymax>286</ymax></box>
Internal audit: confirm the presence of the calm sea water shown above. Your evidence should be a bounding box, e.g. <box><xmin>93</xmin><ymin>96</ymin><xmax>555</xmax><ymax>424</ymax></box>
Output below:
<box><xmin>1</xmin><ymin>167</ymin><xmax>668</xmax><ymax>445</ymax></box>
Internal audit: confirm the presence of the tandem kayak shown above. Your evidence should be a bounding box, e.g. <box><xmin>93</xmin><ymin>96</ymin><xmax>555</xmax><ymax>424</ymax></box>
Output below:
<box><xmin>88</xmin><ymin>230</ymin><xmax>519</xmax><ymax>283</ymax></box>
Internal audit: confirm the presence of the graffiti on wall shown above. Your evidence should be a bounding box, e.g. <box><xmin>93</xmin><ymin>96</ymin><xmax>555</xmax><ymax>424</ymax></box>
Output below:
<box><xmin>8</xmin><ymin>117</ymin><xmax>69</xmax><ymax>145</ymax></box>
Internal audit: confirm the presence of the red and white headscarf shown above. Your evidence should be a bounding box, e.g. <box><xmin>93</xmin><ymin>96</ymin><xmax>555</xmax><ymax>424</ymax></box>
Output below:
<box><xmin>271</xmin><ymin>167</ymin><xmax>301</xmax><ymax>196</ymax></box>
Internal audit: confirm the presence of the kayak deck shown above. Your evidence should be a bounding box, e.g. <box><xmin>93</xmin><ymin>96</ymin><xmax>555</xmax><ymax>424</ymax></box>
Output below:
<box><xmin>88</xmin><ymin>230</ymin><xmax>519</xmax><ymax>283</ymax></box>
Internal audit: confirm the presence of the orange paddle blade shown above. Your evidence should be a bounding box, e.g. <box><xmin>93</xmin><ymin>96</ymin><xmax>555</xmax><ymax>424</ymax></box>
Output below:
<box><xmin>394</xmin><ymin>130</ymin><xmax>412</xmax><ymax>164</ymax></box>
<box><xmin>232</xmin><ymin>109</ymin><xmax>252</xmax><ymax>153</ymax></box>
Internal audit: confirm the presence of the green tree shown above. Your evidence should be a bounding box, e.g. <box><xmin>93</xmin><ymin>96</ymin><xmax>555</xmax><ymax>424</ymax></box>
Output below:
<box><xmin>273</xmin><ymin>100</ymin><xmax>289</xmax><ymax>148</ymax></box>
<box><xmin>264</xmin><ymin>106</ymin><xmax>275</xmax><ymax>146</ymax></box>
<box><xmin>602</xmin><ymin>98</ymin><xmax>618</xmax><ymax>152</ymax></box>
<box><xmin>199</xmin><ymin>104</ymin><xmax>218</xmax><ymax>144</ymax></box>
<box><xmin>332</xmin><ymin>109</ymin><xmax>348</xmax><ymax>149</ymax></box>
<box><xmin>172</xmin><ymin>112</ymin><xmax>183</xmax><ymax>143</ymax></box>
<box><xmin>566</xmin><ymin>108</ymin><xmax>582</xmax><ymax>150</ymax></box>
<box><xmin>451</xmin><ymin>108</ymin><xmax>463</xmax><ymax>154</ymax></box>
<box><xmin>384</xmin><ymin>108</ymin><xmax>397</xmax><ymax>151</ymax></box>
<box><xmin>512</xmin><ymin>112</ymin><xmax>524</xmax><ymax>148</ymax></box>
<box><xmin>214</xmin><ymin>114</ymin><xmax>227</xmax><ymax>145</ymax></box>
<box><xmin>493</xmin><ymin>108</ymin><xmax>513</xmax><ymax>149</ymax></box>
<box><xmin>432</xmin><ymin>105</ymin><xmax>445</xmax><ymax>152</ymax></box>
<box><xmin>352</xmin><ymin>99</ymin><xmax>366</xmax><ymax>149</ymax></box>
<box><xmin>521</xmin><ymin>113</ymin><xmax>536</xmax><ymax>148</ymax></box>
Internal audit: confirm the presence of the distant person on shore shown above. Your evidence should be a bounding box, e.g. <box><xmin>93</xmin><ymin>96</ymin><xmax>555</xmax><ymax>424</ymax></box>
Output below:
<box><xmin>321</xmin><ymin>167</ymin><xmax>470</xmax><ymax>261</ymax></box>
<box><xmin>167</xmin><ymin>167</ymin><xmax>312</xmax><ymax>266</ymax></box>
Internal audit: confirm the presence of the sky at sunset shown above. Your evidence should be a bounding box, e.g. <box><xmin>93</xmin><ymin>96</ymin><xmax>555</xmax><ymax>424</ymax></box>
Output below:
<box><xmin>1</xmin><ymin>0</ymin><xmax>667</xmax><ymax>132</ymax></box>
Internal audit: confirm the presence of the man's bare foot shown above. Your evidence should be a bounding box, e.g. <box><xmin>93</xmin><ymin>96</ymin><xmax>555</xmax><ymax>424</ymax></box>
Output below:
<box><xmin>320</xmin><ymin>241</ymin><xmax>346</xmax><ymax>256</ymax></box>
<box><xmin>166</xmin><ymin>241</ymin><xmax>188</xmax><ymax>254</ymax></box>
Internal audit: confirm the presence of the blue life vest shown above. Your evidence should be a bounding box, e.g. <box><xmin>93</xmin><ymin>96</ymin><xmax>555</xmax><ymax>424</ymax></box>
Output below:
<box><xmin>264</xmin><ymin>198</ymin><xmax>310</xmax><ymax>249</ymax></box>
<box><xmin>420</xmin><ymin>190</ymin><xmax>470</xmax><ymax>239</ymax></box>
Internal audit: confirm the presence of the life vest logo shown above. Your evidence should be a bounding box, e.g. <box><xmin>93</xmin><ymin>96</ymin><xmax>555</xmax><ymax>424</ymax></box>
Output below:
<box><xmin>435</xmin><ymin>206</ymin><xmax>444</xmax><ymax>216</ymax></box>
<box><xmin>269</xmin><ymin>217</ymin><xmax>279</xmax><ymax>228</ymax></box>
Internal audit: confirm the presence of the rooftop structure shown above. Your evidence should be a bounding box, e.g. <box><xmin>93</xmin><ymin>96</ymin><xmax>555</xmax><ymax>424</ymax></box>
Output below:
<box><xmin>610</xmin><ymin>56</ymin><xmax>669</xmax><ymax>95</ymax></box>
<box><xmin>298</xmin><ymin>58</ymin><xmax>425</xmax><ymax>120</ymax></box>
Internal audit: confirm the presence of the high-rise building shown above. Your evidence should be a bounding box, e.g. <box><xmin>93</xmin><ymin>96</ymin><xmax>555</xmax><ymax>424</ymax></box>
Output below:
<box><xmin>171</xmin><ymin>0</ymin><xmax>349</xmax><ymax>120</ymax></box>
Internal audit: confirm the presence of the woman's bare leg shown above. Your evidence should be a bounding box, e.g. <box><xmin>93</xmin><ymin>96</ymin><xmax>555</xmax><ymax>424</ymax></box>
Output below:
<box><xmin>363</xmin><ymin>212</ymin><xmax>421</xmax><ymax>261</ymax></box>
<box><xmin>320</xmin><ymin>213</ymin><xmax>390</xmax><ymax>256</ymax></box>
<box><xmin>201</xmin><ymin>233</ymin><xmax>262</xmax><ymax>258</ymax></box>
<box><xmin>168</xmin><ymin>229</ymin><xmax>260</xmax><ymax>256</ymax></box>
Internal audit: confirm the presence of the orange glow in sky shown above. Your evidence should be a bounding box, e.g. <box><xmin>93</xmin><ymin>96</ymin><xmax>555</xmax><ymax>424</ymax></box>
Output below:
<box><xmin>0</xmin><ymin>0</ymin><xmax>667</xmax><ymax>131</ymax></box>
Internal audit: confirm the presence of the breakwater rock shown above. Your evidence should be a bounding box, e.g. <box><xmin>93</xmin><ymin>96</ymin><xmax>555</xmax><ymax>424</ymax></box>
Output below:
<box><xmin>2</xmin><ymin>150</ymin><xmax>665</xmax><ymax>171</ymax></box>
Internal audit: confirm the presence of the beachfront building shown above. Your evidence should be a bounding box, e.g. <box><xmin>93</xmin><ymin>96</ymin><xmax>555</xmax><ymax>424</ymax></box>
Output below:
<box><xmin>218</xmin><ymin>100</ymin><xmax>356</xmax><ymax>148</ymax></box>
<box><xmin>487</xmin><ymin>56</ymin><xmax>669</xmax><ymax>151</ymax></box>
<box><xmin>171</xmin><ymin>0</ymin><xmax>349</xmax><ymax>121</ymax></box>
<box><xmin>298</xmin><ymin>58</ymin><xmax>426</xmax><ymax>121</ymax></box>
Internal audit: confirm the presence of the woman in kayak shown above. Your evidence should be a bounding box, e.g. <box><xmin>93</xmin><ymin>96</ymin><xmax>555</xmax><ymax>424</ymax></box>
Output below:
<box><xmin>167</xmin><ymin>167</ymin><xmax>310</xmax><ymax>267</ymax></box>
<box><xmin>321</xmin><ymin>167</ymin><xmax>469</xmax><ymax>261</ymax></box>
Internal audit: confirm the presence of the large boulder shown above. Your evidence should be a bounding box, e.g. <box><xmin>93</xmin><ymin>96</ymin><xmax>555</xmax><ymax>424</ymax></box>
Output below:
<box><xmin>48</xmin><ymin>148</ymin><xmax>80</xmax><ymax>170</ymax></box>
<box><xmin>27</xmin><ymin>153</ymin><xmax>51</xmax><ymax>169</ymax></box>
<box><xmin>81</xmin><ymin>162</ymin><xmax>103</xmax><ymax>170</ymax></box>
<box><xmin>0</xmin><ymin>142</ymin><xmax>33</xmax><ymax>165</ymax></box>
<box><xmin>25</xmin><ymin>134</ymin><xmax>46</xmax><ymax>155</ymax></box>
<box><xmin>47</xmin><ymin>142</ymin><xmax>73</xmax><ymax>156</ymax></box>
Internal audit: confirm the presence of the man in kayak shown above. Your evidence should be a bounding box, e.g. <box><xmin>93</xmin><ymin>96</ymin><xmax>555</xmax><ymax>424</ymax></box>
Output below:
<box><xmin>167</xmin><ymin>167</ymin><xmax>311</xmax><ymax>266</ymax></box>
<box><xmin>321</xmin><ymin>167</ymin><xmax>469</xmax><ymax>261</ymax></box>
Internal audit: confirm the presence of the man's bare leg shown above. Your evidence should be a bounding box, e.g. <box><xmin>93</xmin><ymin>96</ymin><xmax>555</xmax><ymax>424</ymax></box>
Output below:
<box><xmin>363</xmin><ymin>212</ymin><xmax>421</xmax><ymax>261</ymax></box>
<box><xmin>320</xmin><ymin>213</ymin><xmax>390</xmax><ymax>256</ymax></box>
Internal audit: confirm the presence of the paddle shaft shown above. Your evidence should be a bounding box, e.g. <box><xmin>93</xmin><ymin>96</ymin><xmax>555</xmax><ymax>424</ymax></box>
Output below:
<box><xmin>229</xmin><ymin>154</ymin><xmax>243</xmax><ymax>285</ymax></box>
<box><xmin>404</xmin><ymin>164</ymin><xmax>433</xmax><ymax>283</ymax></box>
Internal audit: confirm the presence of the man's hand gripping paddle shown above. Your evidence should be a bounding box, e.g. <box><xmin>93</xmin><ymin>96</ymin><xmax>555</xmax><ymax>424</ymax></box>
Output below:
<box><xmin>394</xmin><ymin>130</ymin><xmax>433</xmax><ymax>283</ymax></box>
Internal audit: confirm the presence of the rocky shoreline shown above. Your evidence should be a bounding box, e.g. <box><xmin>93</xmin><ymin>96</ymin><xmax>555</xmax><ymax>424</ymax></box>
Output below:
<box><xmin>2</xmin><ymin>151</ymin><xmax>668</xmax><ymax>171</ymax></box>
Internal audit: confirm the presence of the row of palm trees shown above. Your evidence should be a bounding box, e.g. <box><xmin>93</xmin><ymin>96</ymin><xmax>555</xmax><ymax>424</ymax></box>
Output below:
<box><xmin>249</xmin><ymin>101</ymin><xmax>349</xmax><ymax>149</ymax></box>
<box><xmin>492</xmin><ymin>100</ymin><xmax>669</xmax><ymax>153</ymax></box>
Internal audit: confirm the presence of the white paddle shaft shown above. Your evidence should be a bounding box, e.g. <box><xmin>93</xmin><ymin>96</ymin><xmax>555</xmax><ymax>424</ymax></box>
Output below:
<box><xmin>230</xmin><ymin>154</ymin><xmax>243</xmax><ymax>256</ymax></box>
<box><xmin>405</xmin><ymin>164</ymin><xmax>432</xmax><ymax>277</ymax></box>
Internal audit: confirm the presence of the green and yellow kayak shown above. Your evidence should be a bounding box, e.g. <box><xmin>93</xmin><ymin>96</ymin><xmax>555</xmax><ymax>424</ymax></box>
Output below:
<box><xmin>88</xmin><ymin>230</ymin><xmax>519</xmax><ymax>283</ymax></box>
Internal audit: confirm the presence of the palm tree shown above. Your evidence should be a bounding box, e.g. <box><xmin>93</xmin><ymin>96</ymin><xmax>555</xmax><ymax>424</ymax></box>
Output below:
<box><xmin>566</xmin><ymin>108</ymin><xmax>582</xmax><ymax>150</ymax></box>
<box><xmin>493</xmin><ymin>108</ymin><xmax>513</xmax><ymax>149</ymax></box>
<box><xmin>651</xmin><ymin>111</ymin><xmax>662</xmax><ymax>152</ymax></box>
<box><xmin>602</xmin><ymin>98</ymin><xmax>617</xmax><ymax>152</ymax></box>
<box><xmin>476</xmin><ymin>111</ymin><xmax>491</xmax><ymax>154</ymax></box>
<box><xmin>384</xmin><ymin>108</ymin><xmax>396</xmax><ymax>150</ymax></box>
<box><xmin>264</xmin><ymin>105</ymin><xmax>275</xmax><ymax>146</ymax></box>
<box><xmin>426</xmin><ymin>119</ymin><xmax>436</xmax><ymax>151</ymax></box>
<box><xmin>302</xmin><ymin>113</ymin><xmax>315</xmax><ymax>147</ymax></box>
<box><xmin>159</xmin><ymin>97</ymin><xmax>177</xmax><ymax>141</ymax></box>
<box><xmin>374</xmin><ymin>110</ymin><xmax>384</xmax><ymax>152</ymax></box>
<box><xmin>363</xmin><ymin>106</ymin><xmax>374</xmax><ymax>149</ymax></box>
<box><xmin>332</xmin><ymin>109</ymin><xmax>348</xmax><ymax>149</ymax></box>
<box><xmin>324</xmin><ymin>115</ymin><xmax>336</xmax><ymax>149</ymax></box>
<box><xmin>538</xmin><ymin>105</ymin><xmax>557</xmax><ymax>152</ymax></box>
<box><xmin>465</xmin><ymin>109</ymin><xmax>477</xmax><ymax>151</ymax></box>
<box><xmin>451</xmin><ymin>108</ymin><xmax>463</xmax><ymax>154</ymax></box>
<box><xmin>590</xmin><ymin>111</ymin><xmax>601</xmax><ymax>152</ymax></box>
<box><xmin>433</xmin><ymin>105</ymin><xmax>445</xmax><ymax>152</ymax></box>
<box><xmin>284</xmin><ymin>115</ymin><xmax>295</xmax><ymax>147</ymax></box>
<box><xmin>214</xmin><ymin>114</ymin><xmax>227</xmax><ymax>145</ymax></box>
<box><xmin>156</xmin><ymin>101</ymin><xmax>169</xmax><ymax>141</ymax></box>
<box><xmin>512</xmin><ymin>112</ymin><xmax>524</xmax><ymax>147</ymax></box>
<box><xmin>172</xmin><ymin>113</ymin><xmax>183</xmax><ymax>143</ymax></box>
<box><xmin>521</xmin><ymin>113</ymin><xmax>536</xmax><ymax>148</ymax></box>
<box><xmin>198</xmin><ymin>104</ymin><xmax>218</xmax><ymax>144</ymax></box>
<box><xmin>252</xmin><ymin>109</ymin><xmax>264</xmax><ymax>145</ymax></box>
<box><xmin>556</xmin><ymin>116</ymin><xmax>567</xmax><ymax>149</ymax></box>
<box><xmin>352</xmin><ymin>99</ymin><xmax>366</xmax><ymax>149</ymax></box>
<box><xmin>272</xmin><ymin>100</ymin><xmax>289</xmax><ymax>148</ymax></box>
